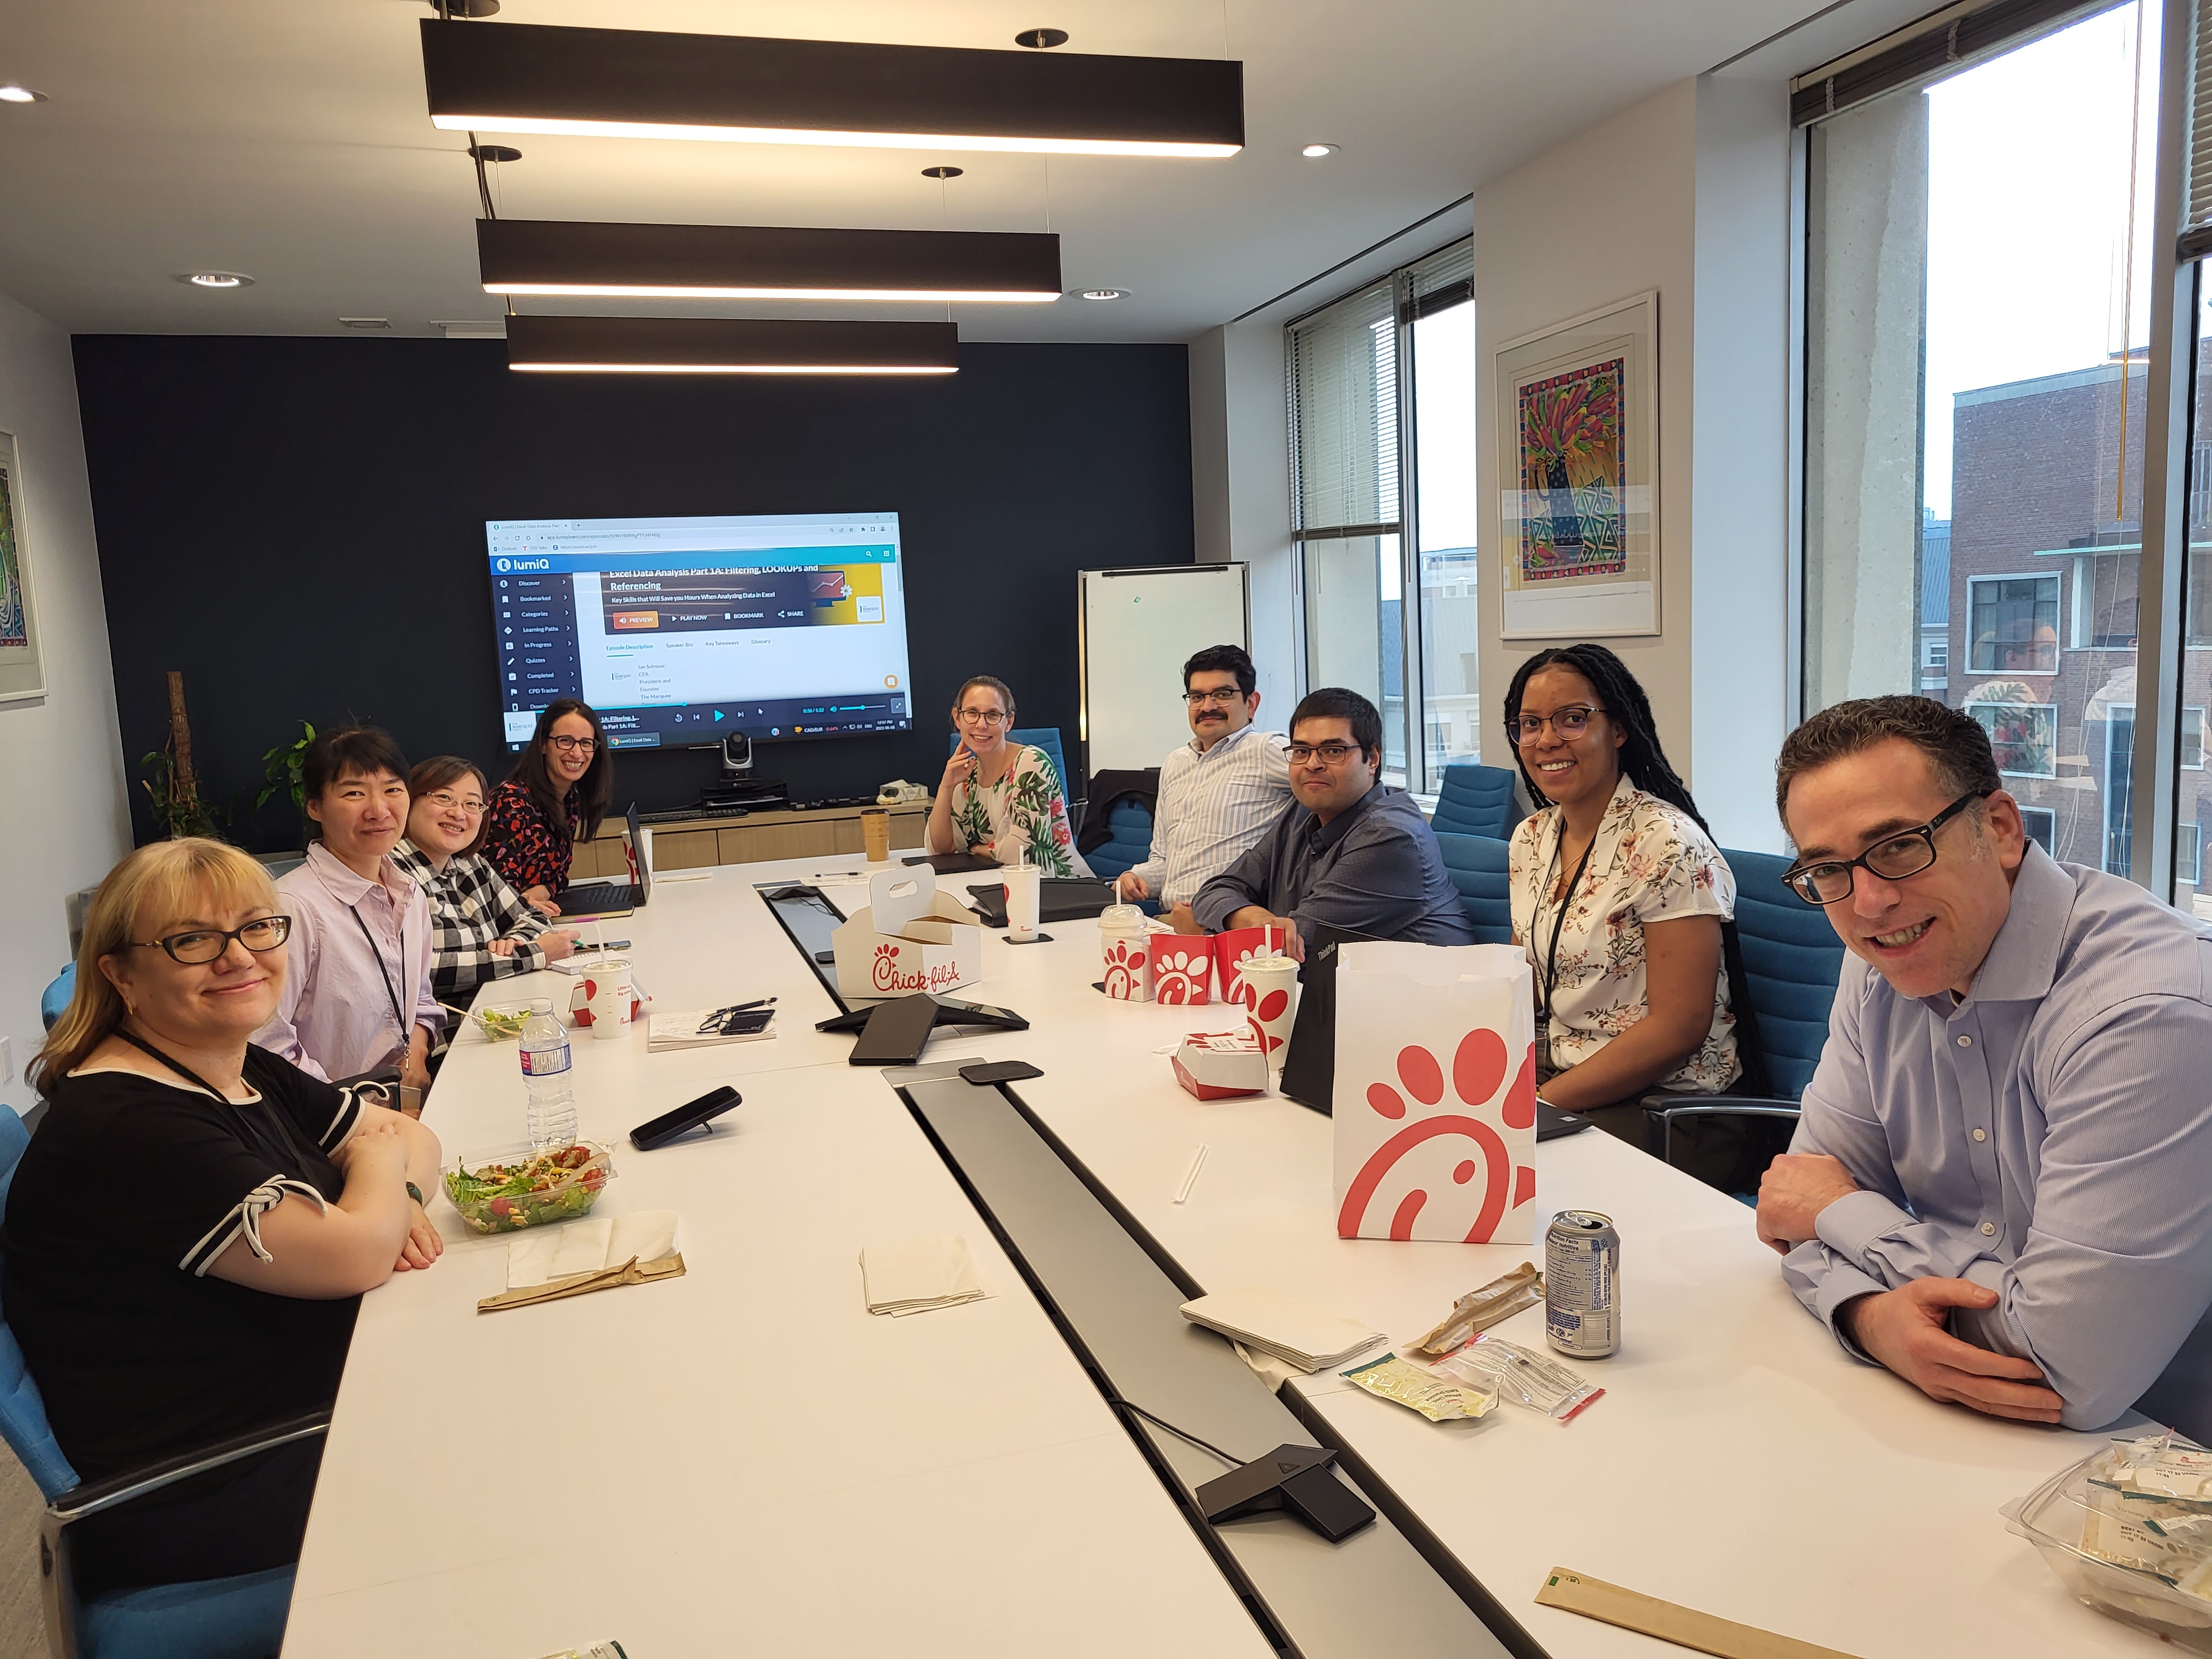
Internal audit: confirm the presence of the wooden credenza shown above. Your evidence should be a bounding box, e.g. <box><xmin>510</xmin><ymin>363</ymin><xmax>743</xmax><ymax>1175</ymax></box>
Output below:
<box><xmin>573</xmin><ymin>799</ymin><xmax>933</xmax><ymax>876</ymax></box>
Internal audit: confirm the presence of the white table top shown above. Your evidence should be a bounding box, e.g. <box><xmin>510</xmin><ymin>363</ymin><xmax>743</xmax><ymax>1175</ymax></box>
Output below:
<box><xmin>807</xmin><ymin>878</ymin><xmax>2153</xmax><ymax>1659</ymax></box>
<box><xmin>294</xmin><ymin>859</ymin><xmax>2149</xmax><ymax>1658</ymax></box>
<box><xmin>284</xmin><ymin>867</ymin><xmax>1275</xmax><ymax>1658</ymax></box>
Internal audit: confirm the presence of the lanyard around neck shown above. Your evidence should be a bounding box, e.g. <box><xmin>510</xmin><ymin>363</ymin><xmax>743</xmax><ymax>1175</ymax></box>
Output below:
<box><xmin>348</xmin><ymin>901</ymin><xmax>409</xmax><ymax>1047</ymax></box>
<box><xmin>1537</xmin><ymin>821</ymin><xmax>1600</xmax><ymax>1037</ymax></box>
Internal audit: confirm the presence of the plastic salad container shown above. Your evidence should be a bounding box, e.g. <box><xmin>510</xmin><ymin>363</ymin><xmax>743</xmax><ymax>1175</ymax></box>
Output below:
<box><xmin>467</xmin><ymin>1003</ymin><xmax>534</xmax><ymax>1043</ymax></box>
<box><xmin>443</xmin><ymin>1142</ymin><xmax>615</xmax><ymax>1235</ymax></box>
<box><xmin>2004</xmin><ymin>1432</ymin><xmax>2212</xmax><ymax>1653</ymax></box>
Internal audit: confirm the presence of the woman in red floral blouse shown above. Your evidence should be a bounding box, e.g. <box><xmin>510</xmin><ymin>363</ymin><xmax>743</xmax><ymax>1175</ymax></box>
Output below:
<box><xmin>482</xmin><ymin>699</ymin><xmax>614</xmax><ymax>916</ymax></box>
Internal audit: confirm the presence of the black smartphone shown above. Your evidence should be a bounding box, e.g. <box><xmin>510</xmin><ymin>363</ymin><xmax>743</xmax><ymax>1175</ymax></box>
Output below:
<box><xmin>848</xmin><ymin>992</ymin><xmax>940</xmax><ymax>1066</ymax></box>
<box><xmin>630</xmin><ymin>1086</ymin><xmax>741</xmax><ymax>1151</ymax></box>
<box><xmin>959</xmin><ymin>1060</ymin><xmax>1043</xmax><ymax>1085</ymax></box>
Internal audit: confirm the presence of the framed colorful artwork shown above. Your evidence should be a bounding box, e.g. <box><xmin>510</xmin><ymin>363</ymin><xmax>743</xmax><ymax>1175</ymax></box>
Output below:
<box><xmin>1495</xmin><ymin>291</ymin><xmax>1658</xmax><ymax>639</ymax></box>
<box><xmin>0</xmin><ymin>430</ymin><xmax>44</xmax><ymax>703</ymax></box>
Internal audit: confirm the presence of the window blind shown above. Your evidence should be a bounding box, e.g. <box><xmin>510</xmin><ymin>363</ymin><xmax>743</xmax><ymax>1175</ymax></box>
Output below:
<box><xmin>1287</xmin><ymin>279</ymin><xmax>1399</xmax><ymax>538</ymax></box>
<box><xmin>1405</xmin><ymin>238</ymin><xmax>1473</xmax><ymax>321</ymax></box>
<box><xmin>1789</xmin><ymin>0</ymin><xmax>2121</xmax><ymax>128</ymax></box>
<box><xmin>2187</xmin><ymin>0</ymin><xmax>2212</xmax><ymax>253</ymax></box>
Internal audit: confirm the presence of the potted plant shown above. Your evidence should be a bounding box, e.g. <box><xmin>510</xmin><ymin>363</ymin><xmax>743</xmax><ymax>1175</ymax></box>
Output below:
<box><xmin>140</xmin><ymin>670</ymin><xmax>222</xmax><ymax>840</ymax></box>
<box><xmin>254</xmin><ymin>719</ymin><xmax>316</xmax><ymax>870</ymax></box>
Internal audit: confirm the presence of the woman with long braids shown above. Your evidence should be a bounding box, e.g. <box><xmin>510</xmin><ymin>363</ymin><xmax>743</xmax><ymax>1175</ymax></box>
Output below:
<box><xmin>1501</xmin><ymin>644</ymin><xmax>1761</xmax><ymax>1131</ymax></box>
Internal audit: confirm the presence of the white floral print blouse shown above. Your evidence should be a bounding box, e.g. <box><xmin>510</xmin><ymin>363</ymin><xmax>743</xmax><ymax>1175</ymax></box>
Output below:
<box><xmin>946</xmin><ymin>744</ymin><xmax>1092</xmax><ymax>878</ymax></box>
<box><xmin>1507</xmin><ymin>775</ymin><xmax>1739</xmax><ymax>1094</ymax></box>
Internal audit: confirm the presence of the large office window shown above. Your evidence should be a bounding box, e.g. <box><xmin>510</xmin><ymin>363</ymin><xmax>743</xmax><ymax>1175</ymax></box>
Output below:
<box><xmin>1287</xmin><ymin>238</ymin><xmax>1474</xmax><ymax>793</ymax></box>
<box><xmin>1802</xmin><ymin>1</ymin><xmax>2157</xmax><ymax>881</ymax></box>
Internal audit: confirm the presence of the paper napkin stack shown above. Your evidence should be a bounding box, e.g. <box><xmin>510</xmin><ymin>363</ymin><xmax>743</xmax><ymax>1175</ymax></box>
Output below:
<box><xmin>859</xmin><ymin>1236</ymin><xmax>989</xmax><ymax>1317</ymax></box>
<box><xmin>507</xmin><ymin>1212</ymin><xmax>681</xmax><ymax>1290</ymax></box>
<box><xmin>1178</xmin><ymin>1288</ymin><xmax>1386</xmax><ymax>1374</ymax></box>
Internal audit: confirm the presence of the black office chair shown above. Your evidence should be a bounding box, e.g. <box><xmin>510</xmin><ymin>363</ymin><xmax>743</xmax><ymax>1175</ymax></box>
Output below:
<box><xmin>1640</xmin><ymin>847</ymin><xmax>1847</xmax><ymax>1199</ymax></box>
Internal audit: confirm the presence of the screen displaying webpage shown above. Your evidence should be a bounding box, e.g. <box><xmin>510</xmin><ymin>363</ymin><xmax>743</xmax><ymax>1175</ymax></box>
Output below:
<box><xmin>487</xmin><ymin>512</ymin><xmax>914</xmax><ymax>750</ymax></box>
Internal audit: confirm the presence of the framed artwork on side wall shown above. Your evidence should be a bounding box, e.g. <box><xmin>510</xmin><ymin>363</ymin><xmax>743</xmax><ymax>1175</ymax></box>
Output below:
<box><xmin>0</xmin><ymin>430</ymin><xmax>43</xmax><ymax>703</ymax></box>
<box><xmin>1496</xmin><ymin>291</ymin><xmax>1659</xmax><ymax>639</ymax></box>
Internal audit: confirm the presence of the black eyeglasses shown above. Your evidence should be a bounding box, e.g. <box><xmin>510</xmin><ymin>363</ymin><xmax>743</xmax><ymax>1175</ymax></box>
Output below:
<box><xmin>547</xmin><ymin>734</ymin><xmax>599</xmax><ymax>754</ymax></box>
<box><xmin>1512</xmin><ymin>705</ymin><xmax>1605</xmax><ymax>744</ymax></box>
<box><xmin>1287</xmin><ymin>742</ymin><xmax>1362</xmax><ymax>765</ymax></box>
<box><xmin>1185</xmin><ymin>688</ymin><xmax>1246</xmax><ymax>707</ymax></box>
<box><xmin>128</xmin><ymin>915</ymin><xmax>293</xmax><ymax>965</ymax></box>
<box><xmin>1781</xmin><ymin>792</ymin><xmax>1990</xmax><ymax>905</ymax></box>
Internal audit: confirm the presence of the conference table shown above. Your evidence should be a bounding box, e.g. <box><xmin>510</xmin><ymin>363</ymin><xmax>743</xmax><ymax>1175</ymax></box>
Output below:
<box><xmin>284</xmin><ymin>855</ymin><xmax>2158</xmax><ymax>1658</ymax></box>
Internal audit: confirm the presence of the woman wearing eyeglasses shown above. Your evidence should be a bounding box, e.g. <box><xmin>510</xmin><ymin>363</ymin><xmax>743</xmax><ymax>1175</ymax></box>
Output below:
<box><xmin>482</xmin><ymin>698</ymin><xmax>614</xmax><ymax>919</ymax></box>
<box><xmin>926</xmin><ymin>675</ymin><xmax>1091</xmax><ymax>877</ymax></box>
<box><xmin>11</xmin><ymin>838</ymin><xmax>442</xmax><ymax>1600</ymax></box>
<box><xmin>392</xmin><ymin>757</ymin><xmax>578</xmax><ymax>1026</ymax></box>
<box><xmin>255</xmin><ymin>726</ymin><xmax>445</xmax><ymax>1099</ymax></box>
<box><xmin>1503</xmin><ymin>645</ymin><xmax>1761</xmax><ymax>1128</ymax></box>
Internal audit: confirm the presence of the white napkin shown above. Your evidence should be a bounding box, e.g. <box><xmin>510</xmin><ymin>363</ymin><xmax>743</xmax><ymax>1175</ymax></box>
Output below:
<box><xmin>859</xmin><ymin>1235</ymin><xmax>989</xmax><ymax>1317</ymax></box>
<box><xmin>507</xmin><ymin>1212</ymin><xmax>681</xmax><ymax>1290</ymax></box>
<box><xmin>1179</xmin><ymin>1288</ymin><xmax>1385</xmax><ymax>1374</ymax></box>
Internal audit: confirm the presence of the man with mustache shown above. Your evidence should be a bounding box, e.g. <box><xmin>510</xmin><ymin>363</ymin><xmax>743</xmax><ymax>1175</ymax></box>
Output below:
<box><xmin>1118</xmin><ymin>645</ymin><xmax>1292</xmax><ymax>932</ymax></box>
<box><xmin>1758</xmin><ymin>695</ymin><xmax>2212</xmax><ymax>1441</ymax></box>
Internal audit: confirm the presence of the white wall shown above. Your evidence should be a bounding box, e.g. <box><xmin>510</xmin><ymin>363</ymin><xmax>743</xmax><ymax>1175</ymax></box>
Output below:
<box><xmin>1474</xmin><ymin>76</ymin><xmax>1794</xmax><ymax>852</ymax></box>
<box><xmin>1688</xmin><ymin>76</ymin><xmax>1794</xmax><ymax>851</ymax></box>
<box><xmin>1188</xmin><ymin>317</ymin><xmax>1297</xmax><ymax>723</ymax></box>
<box><xmin>0</xmin><ymin>290</ymin><xmax>131</xmax><ymax>1112</ymax></box>
<box><xmin>1474</xmin><ymin>81</ymin><xmax>1702</xmax><ymax>784</ymax></box>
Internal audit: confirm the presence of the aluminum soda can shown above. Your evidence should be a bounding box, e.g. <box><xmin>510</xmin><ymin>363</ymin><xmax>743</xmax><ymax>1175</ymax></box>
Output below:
<box><xmin>1545</xmin><ymin>1210</ymin><xmax>1620</xmax><ymax>1358</ymax></box>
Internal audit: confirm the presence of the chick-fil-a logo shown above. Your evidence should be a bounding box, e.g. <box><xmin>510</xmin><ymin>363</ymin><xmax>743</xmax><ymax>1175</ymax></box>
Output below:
<box><xmin>1337</xmin><ymin>1028</ymin><xmax>1537</xmax><ymax>1242</ymax></box>
<box><xmin>1103</xmin><ymin>938</ymin><xmax>1150</xmax><ymax>1000</ymax></box>
<box><xmin>1245</xmin><ymin>986</ymin><xmax>1292</xmax><ymax>1057</ymax></box>
<box><xmin>1154</xmin><ymin>942</ymin><xmax>1213</xmax><ymax>1004</ymax></box>
<box><xmin>870</xmin><ymin>941</ymin><xmax>964</xmax><ymax>994</ymax></box>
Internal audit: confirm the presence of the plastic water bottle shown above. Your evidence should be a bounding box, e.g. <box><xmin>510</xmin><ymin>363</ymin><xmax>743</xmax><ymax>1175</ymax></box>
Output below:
<box><xmin>518</xmin><ymin>998</ymin><xmax>578</xmax><ymax>1150</ymax></box>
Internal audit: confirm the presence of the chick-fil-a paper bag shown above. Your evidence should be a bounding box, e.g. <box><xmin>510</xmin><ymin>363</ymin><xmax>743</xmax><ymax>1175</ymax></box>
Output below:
<box><xmin>1331</xmin><ymin>941</ymin><xmax>1538</xmax><ymax>1243</ymax></box>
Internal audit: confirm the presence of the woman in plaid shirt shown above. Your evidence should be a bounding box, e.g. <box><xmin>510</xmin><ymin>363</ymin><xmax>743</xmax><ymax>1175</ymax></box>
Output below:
<box><xmin>390</xmin><ymin>758</ymin><xmax>578</xmax><ymax>1030</ymax></box>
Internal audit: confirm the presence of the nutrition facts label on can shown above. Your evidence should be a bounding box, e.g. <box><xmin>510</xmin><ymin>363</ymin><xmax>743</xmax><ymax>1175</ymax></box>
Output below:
<box><xmin>1546</xmin><ymin>1236</ymin><xmax>1618</xmax><ymax>1354</ymax></box>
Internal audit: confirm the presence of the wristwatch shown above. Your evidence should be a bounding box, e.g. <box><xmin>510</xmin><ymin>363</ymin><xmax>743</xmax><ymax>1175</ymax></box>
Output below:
<box><xmin>405</xmin><ymin>1181</ymin><xmax>425</xmax><ymax>1207</ymax></box>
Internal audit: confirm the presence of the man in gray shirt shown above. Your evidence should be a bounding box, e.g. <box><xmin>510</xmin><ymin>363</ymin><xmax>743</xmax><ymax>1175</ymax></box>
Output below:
<box><xmin>1193</xmin><ymin>687</ymin><xmax>1473</xmax><ymax>955</ymax></box>
<box><xmin>1757</xmin><ymin>695</ymin><xmax>2212</xmax><ymax>1440</ymax></box>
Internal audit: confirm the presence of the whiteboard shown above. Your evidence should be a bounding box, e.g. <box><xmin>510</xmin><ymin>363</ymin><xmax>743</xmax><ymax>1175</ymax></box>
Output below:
<box><xmin>1079</xmin><ymin>564</ymin><xmax>1251</xmax><ymax>778</ymax></box>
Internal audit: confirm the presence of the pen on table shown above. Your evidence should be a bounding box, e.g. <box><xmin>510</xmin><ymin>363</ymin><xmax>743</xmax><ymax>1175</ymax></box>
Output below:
<box><xmin>1174</xmin><ymin>1144</ymin><xmax>1210</xmax><ymax>1204</ymax></box>
<box><xmin>576</xmin><ymin>939</ymin><xmax>631</xmax><ymax>953</ymax></box>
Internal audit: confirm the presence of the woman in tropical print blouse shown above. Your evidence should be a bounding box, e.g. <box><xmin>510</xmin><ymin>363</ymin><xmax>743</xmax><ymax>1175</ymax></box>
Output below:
<box><xmin>925</xmin><ymin>675</ymin><xmax>1091</xmax><ymax>878</ymax></box>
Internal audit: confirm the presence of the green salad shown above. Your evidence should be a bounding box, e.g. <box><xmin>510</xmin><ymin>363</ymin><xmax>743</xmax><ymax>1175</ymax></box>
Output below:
<box><xmin>444</xmin><ymin>1144</ymin><xmax>611</xmax><ymax>1234</ymax></box>
<box><xmin>471</xmin><ymin>1005</ymin><xmax>531</xmax><ymax>1042</ymax></box>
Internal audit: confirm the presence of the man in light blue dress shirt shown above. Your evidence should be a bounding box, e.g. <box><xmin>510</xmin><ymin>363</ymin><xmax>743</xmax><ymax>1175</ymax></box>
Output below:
<box><xmin>1118</xmin><ymin>645</ymin><xmax>1292</xmax><ymax>928</ymax></box>
<box><xmin>1757</xmin><ymin>695</ymin><xmax>2212</xmax><ymax>1441</ymax></box>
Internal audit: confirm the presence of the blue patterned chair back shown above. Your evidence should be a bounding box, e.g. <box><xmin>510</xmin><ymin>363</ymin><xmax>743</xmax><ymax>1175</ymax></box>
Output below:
<box><xmin>1721</xmin><ymin>847</ymin><xmax>1848</xmax><ymax>1100</ymax></box>
<box><xmin>1433</xmin><ymin>832</ymin><xmax>1515</xmax><ymax>945</ymax></box>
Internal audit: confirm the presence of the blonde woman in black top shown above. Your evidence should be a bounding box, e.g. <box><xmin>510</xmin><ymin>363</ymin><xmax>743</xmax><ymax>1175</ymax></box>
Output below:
<box><xmin>8</xmin><ymin>838</ymin><xmax>442</xmax><ymax>1596</ymax></box>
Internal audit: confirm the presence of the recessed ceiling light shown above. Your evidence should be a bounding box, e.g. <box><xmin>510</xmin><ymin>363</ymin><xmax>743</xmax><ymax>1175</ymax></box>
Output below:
<box><xmin>421</xmin><ymin>22</ymin><xmax>1243</xmax><ymax>158</ymax></box>
<box><xmin>174</xmin><ymin>272</ymin><xmax>254</xmax><ymax>289</ymax></box>
<box><xmin>1078</xmin><ymin>288</ymin><xmax>1128</xmax><ymax>301</ymax></box>
<box><xmin>505</xmin><ymin>315</ymin><xmax>959</xmax><ymax>376</ymax></box>
<box><xmin>478</xmin><ymin>220</ymin><xmax>1063</xmax><ymax>305</ymax></box>
<box><xmin>921</xmin><ymin>165</ymin><xmax>964</xmax><ymax>180</ymax></box>
<box><xmin>338</xmin><ymin>317</ymin><xmax>392</xmax><ymax>330</ymax></box>
<box><xmin>1015</xmin><ymin>28</ymin><xmax>1070</xmax><ymax>48</ymax></box>
<box><xmin>1301</xmin><ymin>143</ymin><xmax>1338</xmax><ymax>158</ymax></box>
<box><xmin>0</xmin><ymin>86</ymin><xmax>46</xmax><ymax>105</ymax></box>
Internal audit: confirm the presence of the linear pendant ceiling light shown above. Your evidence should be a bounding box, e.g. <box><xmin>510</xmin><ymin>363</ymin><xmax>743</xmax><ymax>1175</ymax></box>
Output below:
<box><xmin>480</xmin><ymin>219</ymin><xmax>1062</xmax><ymax>304</ymax></box>
<box><xmin>421</xmin><ymin>20</ymin><xmax>1243</xmax><ymax>157</ymax></box>
<box><xmin>505</xmin><ymin>315</ymin><xmax>959</xmax><ymax>375</ymax></box>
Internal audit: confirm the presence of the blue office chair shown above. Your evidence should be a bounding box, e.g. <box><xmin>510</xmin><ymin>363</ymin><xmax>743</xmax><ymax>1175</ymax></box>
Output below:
<box><xmin>0</xmin><ymin>1105</ymin><xmax>324</xmax><ymax>1659</ymax></box>
<box><xmin>41</xmin><ymin>966</ymin><xmax>75</xmax><ymax>1031</ymax></box>
<box><xmin>1081</xmin><ymin>798</ymin><xmax>1154</xmax><ymax>887</ymax></box>
<box><xmin>1432</xmin><ymin>832</ymin><xmax>1515</xmax><ymax>945</ymax></box>
<box><xmin>1429</xmin><ymin>764</ymin><xmax>1522</xmax><ymax>841</ymax></box>
<box><xmin>1642</xmin><ymin>846</ymin><xmax>1848</xmax><ymax>1197</ymax></box>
